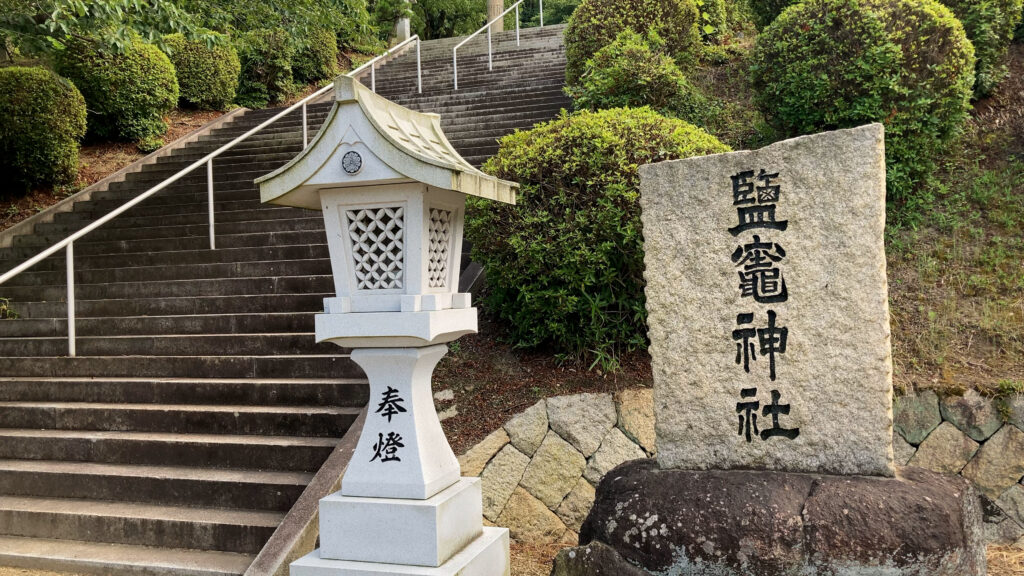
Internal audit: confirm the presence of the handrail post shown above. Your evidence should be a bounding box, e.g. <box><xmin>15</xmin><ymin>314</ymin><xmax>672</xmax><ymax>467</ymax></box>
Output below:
<box><xmin>371</xmin><ymin>62</ymin><xmax>376</xmax><ymax>92</ymax></box>
<box><xmin>207</xmin><ymin>159</ymin><xmax>216</xmax><ymax>250</ymax></box>
<box><xmin>515</xmin><ymin>5</ymin><xmax>520</xmax><ymax>46</ymax></box>
<box><xmin>66</xmin><ymin>242</ymin><xmax>75</xmax><ymax>358</ymax></box>
<box><xmin>487</xmin><ymin>26</ymin><xmax>492</xmax><ymax>71</ymax></box>
<box><xmin>540</xmin><ymin>0</ymin><xmax>543</xmax><ymax>26</ymax></box>
<box><xmin>302</xmin><ymin>102</ymin><xmax>309</xmax><ymax>148</ymax></box>
<box><xmin>417</xmin><ymin>39</ymin><xmax>422</xmax><ymax>94</ymax></box>
<box><xmin>453</xmin><ymin>49</ymin><xmax>459</xmax><ymax>90</ymax></box>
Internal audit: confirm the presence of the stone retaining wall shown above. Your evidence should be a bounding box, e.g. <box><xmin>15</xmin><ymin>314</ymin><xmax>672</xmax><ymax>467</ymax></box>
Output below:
<box><xmin>457</xmin><ymin>389</ymin><xmax>1024</xmax><ymax>549</ymax></box>
<box><xmin>457</xmin><ymin>390</ymin><xmax>655</xmax><ymax>544</ymax></box>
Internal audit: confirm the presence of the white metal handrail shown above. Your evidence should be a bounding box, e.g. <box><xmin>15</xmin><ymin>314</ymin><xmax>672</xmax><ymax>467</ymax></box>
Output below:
<box><xmin>453</xmin><ymin>0</ymin><xmax>542</xmax><ymax>90</ymax></box>
<box><xmin>0</xmin><ymin>36</ymin><xmax>422</xmax><ymax>357</ymax></box>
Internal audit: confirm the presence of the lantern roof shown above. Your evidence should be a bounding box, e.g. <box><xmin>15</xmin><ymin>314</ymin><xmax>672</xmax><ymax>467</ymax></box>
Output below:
<box><xmin>256</xmin><ymin>75</ymin><xmax>517</xmax><ymax>210</ymax></box>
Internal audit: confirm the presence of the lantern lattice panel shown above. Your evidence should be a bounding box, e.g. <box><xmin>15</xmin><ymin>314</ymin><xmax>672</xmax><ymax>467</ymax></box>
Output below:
<box><xmin>347</xmin><ymin>207</ymin><xmax>405</xmax><ymax>290</ymax></box>
<box><xmin>427</xmin><ymin>209</ymin><xmax>452</xmax><ymax>288</ymax></box>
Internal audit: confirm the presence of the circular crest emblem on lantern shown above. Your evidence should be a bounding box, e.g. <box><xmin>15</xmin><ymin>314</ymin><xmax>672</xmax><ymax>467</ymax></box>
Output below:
<box><xmin>342</xmin><ymin>151</ymin><xmax>363</xmax><ymax>175</ymax></box>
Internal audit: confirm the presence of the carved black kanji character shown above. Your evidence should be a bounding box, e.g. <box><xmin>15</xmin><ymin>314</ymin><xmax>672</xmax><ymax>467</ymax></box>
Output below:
<box><xmin>732</xmin><ymin>235</ymin><xmax>788</xmax><ymax>303</ymax></box>
<box><xmin>370</xmin><ymin>432</ymin><xmax>405</xmax><ymax>463</ymax></box>
<box><xmin>732</xmin><ymin>313</ymin><xmax>757</xmax><ymax>373</ymax></box>
<box><xmin>756</xmin><ymin>310</ymin><xmax>788</xmax><ymax>382</ymax></box>
<box><xmin>728</xmin><ymin>205</ymin><xmax>789</xmax><ymax>236</ymax></box>
<box><xmin>375</xmin><ymin>386</ymin><xmax>407</xmax><ymax>422</ymax></box>
<box><xmin>756</xmin><ymin>169</ymin><xmax>780</xmax><ymax>203</ymax></box>
<box><xmin>760</xmin><ymin>389</ymin><xmax>800</xmax><ymax>440</ymax></box>
<box><xmin>732</xmin><ymin>170</ymin><xmax>756</xmax><ymax>206</ymax></box>
<box><xmin>736</xmin><ymin>388</ymin><xmax>760</xmax><ymax>443</ymax></box>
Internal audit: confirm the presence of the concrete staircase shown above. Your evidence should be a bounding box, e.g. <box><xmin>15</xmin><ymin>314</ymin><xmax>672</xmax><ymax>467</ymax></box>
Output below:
<box><xmin>0</xmin><ymin>23</ymin><xmax>568</xmax><ymax>576</ymax></box>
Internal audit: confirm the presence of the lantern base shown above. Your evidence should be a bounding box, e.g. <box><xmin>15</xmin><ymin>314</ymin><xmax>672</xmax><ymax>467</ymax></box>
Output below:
<box><xmin>290</xmin><ymin>527</ymin><xmax>510</xmax><ymax>576</ymax></box>
<box><xmin>315</xmin><ymin>308</ymin><xmax>477</xmax><ymax>348</ymax></box>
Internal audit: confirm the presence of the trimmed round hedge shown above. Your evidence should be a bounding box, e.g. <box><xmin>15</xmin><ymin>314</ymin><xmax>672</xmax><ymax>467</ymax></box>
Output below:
<box><xmin>0</xmin><ymin>67</ymin><xmax>87</xmax><ymax>191</ymax></box>
<box><xmin>751</xmin><ymin>0</ymin><xmax>975</xmax><ymax>200</ymax></box>
<box><xmin>235</xmin><ymin>28</ymin><xmax>296</xmax><ymax>108</ymax></box>
<box><xmin>567</xmin><ymin>29</ymin><xmax>712</xmax><ymax>125</ymax></box>
<box><xmin>564</xmin><ymin>0</ymin><xmax>702</xmax><ymax>85</ymax></box>
<box><xmin>164</xmin><ymin>32</ymin><xmax>241</xmax><ymax>110</ymax></box>
<box><xmin>56</xmin><ymin>37</ymin><xmax>179</xmax><ymax>144</ymax></box>
<box><xmin>939</xmin><ymin>0</ymin><xmax>1024</xmax><ymax>96</ymax></box>
<box><xmin>466</xmin><ymin>107</ymin><xmax>730</xmax><ymax>367</ymax></box>
<box><xmin>294</xmin><ymin>27</ymin><xmax>340</xmax><ymax>84</ymax></box>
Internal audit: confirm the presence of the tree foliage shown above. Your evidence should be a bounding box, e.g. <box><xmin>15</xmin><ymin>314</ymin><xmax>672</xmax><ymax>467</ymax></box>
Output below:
<box><xmin>411</xmin><ymin>0</ymin><xmax>486</xmax><ymax>40</ymax></box>
<box><xmin>0</xmin><ymin>0</ymin><xmax>202</xmax><ymax>54</ymax></box>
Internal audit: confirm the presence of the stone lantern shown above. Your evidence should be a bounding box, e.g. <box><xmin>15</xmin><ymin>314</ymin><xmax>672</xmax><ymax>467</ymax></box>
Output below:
<box><xmin>256</xmin><ymin>75</ymin><xmax>516</xmax><ymax>575</ymax></box>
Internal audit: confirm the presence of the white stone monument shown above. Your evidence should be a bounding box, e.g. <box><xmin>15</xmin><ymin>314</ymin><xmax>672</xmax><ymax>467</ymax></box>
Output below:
<box><xmin>640</xmin><ymin>124</ymin><xmax>896</xmax><ymax>477</ymax></box>
<box><xmin>256</xmin><ymin>75</ymin><xmax>516</xmax><ymax>576</ymax></box>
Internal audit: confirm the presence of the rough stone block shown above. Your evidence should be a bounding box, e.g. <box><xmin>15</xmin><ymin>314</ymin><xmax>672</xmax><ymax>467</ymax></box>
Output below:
<box><xmin>909</xmin><ymin>421</ymin><xmax>979</xmax><ymax>475</ymax></box>
<box><xmin>551</xmin><ymin>541</ymin><xmax>650</xmax><ymax>576</ymax></box>
<box><xmin>962</xmin><ymin>424</ymin><xmax>1024</xmax><ymax>499</ymax></box>
<box><xmin>940</xmin><ymin>390</ymin><xmax>1004</xmax><ymax>442</ymax></box>
<box><xmin>458</xmin><ymin>428</ymin><xmax>509</xmax><ymax>477</ymax></box>
<box><xmin>520</xmin><ymin>431</ymin><xmax>586</xmax><ymax>509</ymax></box>
<box><xmin>572</xmin><ymin>460</ymin><xmax>984</xmax><ymax>576</ymax></box>
<box><xmin>1008</xmin><ymin>395</ymin><xmax>1024</xmax><ymax>431</ymax></box>
<box><xmin>997</xmin><ymin>484</ymin><xmax>1024</xmax><ymax>529</ymax></box>
<box><xmin>616</xmin><ymin>388</ymin><xmax>656</xmax><ymax>455</ymax></box>
<box><xmin>894</xmin><ymin>390</ymin><xmax>943</xmax><ymax>446</ymax></box>
<box><xmin>640</xmin><ymin>125</ymin><xmax>894</xmax><ymax>477</ymax></box>
<box><xmin>583</xmin><ymin>428</ymin><xmax>647</xmax><ymax>485</ymax></box>
<box><xmin>555</xmin><ymin>478</ymin><xmax>597</xmax><ymax>533</ymax></box>
<box><xmin>503</xmin><ymin>400</ymin><xmax>547</xmax><ymax>457</ymax></box>
<box><xmin>480</xmin><ymin>444</ymin><xmax>529</xmax><ymax>522</ymax></box>
<box><xmin>495</xmin><ymin>487</ymin><xmax>567</xmax><ymax>544</ymax></box>
<box><xmin>893</xmin><ymin>430</ymin><xmax>916</xmax><ymax>466</ymax></box>
<box><xmin>547</xmin><ymin>393</ymin><xmax>616</xmax><ymax>457</ymax></box>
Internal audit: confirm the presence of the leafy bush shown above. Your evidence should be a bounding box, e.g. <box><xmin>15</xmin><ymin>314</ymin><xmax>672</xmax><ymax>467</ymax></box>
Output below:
<box><xmin>466</xmin><ymin>107</ymin><xmax>730</xmax><ymax>368</ymax></box>
<box><xmin>0</xmin><ymin>66</ymin><xmax>86</xmax><ymax>191</ymax></box>
<box><xmin>235</xmin><ymin>28</ymin><xmax>296</xmax><ymax>108</ymax></box>
<box><xmin>749</xmin><ymin>0</ymin><xmax>796</xmax><ymax>29</ymax></box>
<box><xmin>164</xmin><ymin>32</ymin><xmax>240</xmax><ymax>110</ymax></box>
<box><xmin>564</xmin><ymin>0</ymin><xmax>702</xmax><ymax>85</ymax></box>
<box><xmin>698</xmin><ymin>0</ymin><xmax>729</xmax><ymax>40</ymax></box>
<box><xmin>939</xmin><ymin>0</ymin><xmax>1024</xmax><ymax>96</ymax></box>
<box><xmin>751</xmin><ymin>0</ymin><xmax>975</xmax><ymax>202</ymax></box>
<box><xmin>294</xmin><ymin>27</ymin><xmax>339</xmax><ymax>84</ymax></box>
<box><xmin>56</xmin><ymin>36</ymin><xmax>179</xmax><ymax>143</ymax></box>
<box><xmin>567</xmin><ymin>29</ymin><xmax>714</xmax><ymax>126</ymax></box>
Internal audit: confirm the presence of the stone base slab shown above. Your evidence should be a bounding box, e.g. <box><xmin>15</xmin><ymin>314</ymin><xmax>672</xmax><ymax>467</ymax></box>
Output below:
<box><xmin>558</xmin><ymin>459</ymin><xmax>985</xmax><ymax>576</ymax></box>
<box><xmin>291</xmin><ymin>526</ymin><xmax>510</xmax><ymax>576</ymax></box>
<box><xmin>316</xmin><ymin>308</ymin><xmax>478</xmax><ymax>348</ymax></box>
<box><xmin>320</xmin><ymin>478</ymin><xmax>483</xmax><ymax>567</ymax></box>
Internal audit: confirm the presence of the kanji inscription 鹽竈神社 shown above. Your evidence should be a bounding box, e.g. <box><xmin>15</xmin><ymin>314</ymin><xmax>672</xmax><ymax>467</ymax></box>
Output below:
<box><xmin>639</xmin><ymin>124</ymin><xmax>896</xmax><ymax>477</ymax></box>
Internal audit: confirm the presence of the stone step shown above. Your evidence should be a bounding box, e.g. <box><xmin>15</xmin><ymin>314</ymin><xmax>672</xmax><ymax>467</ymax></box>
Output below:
<box><xmin>0</xmin><ymin>459</ymin><xmax>311</xmax><ymax>511</ymax></box>
<box><xmin>0</xmin><ymin>495</ymin><xmax>281</xmax><ymax>553</ymax></box>
<box><xmin>0</xmin><ymin>377</ymin><xmax>365</xmax><ymax>406</ymax></box>
<box><xmin>0</xmin><ymin>401</ymin><xmax>360</xmax><ymax>436</ymax></box>
<box><xmin>0</xmin><ymin>429</ymin><xmax>340</xmax><ymax>473</ymax></box>
<box><xmin>53</xmin><ymin>204</ymin><xmax>310</xmax><ymax>229</ymax></box>
<box><xmin>6</xmin><ymin>292</ymin><xmax>329</xmax><ymax>319</ymax></box>
<box><xmin>0</xmin><ymin>273</ymin><xmax>333</xmax><ymax>301</ymax></box>
<box><xmin>0</xmin><ymin>535</ymin><xmax>254</xmax><ymax>576</ymax></box>
<box><xmin>28</xmin><ymin>215</ymin><xmax>323</xmax><ymax>244</ymax></box>
<box><xmin>0</xmin><ymin>311</ymin><xmax>317</xmax><ymax>337</ymax></box>
<box><xmin>0</xmin><ymin>355</ymin><xmax>360</xmax><ymax>379</ymax></box>
<box><xmin>0</xmin><ymin>332</ymin><xmax>340</xmax><ymax>357</ymax></box>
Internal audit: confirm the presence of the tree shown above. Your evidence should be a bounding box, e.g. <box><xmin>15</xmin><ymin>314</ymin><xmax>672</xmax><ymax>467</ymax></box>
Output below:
<box><xmin>411</xmin><ymin>0</ymin><xmax>486</xmax><ymax>40</ymax></box>
<box><xmin>0</xmin><ymin>0</ymin><xmax>202</xmax><ymax>54</ymax></box>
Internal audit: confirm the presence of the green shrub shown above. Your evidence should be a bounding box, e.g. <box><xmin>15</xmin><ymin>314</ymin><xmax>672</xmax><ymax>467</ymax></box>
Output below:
<box><xmin>235</xmin><ymin>28</ymin><xmax>296</xmax><ymax>108</ymax></box>
<box><xmin>466</xmin><ymin>107</ymin><xmax>730</xmax><ymax>368</ymax></box>
<box><xmin>698</xmin><ymin>0</ymin><xmax>729</xmax><ymax>40</ymax></box>
<box><xmin>164</xmin><ymin>32</ymin><xmax>240</xmax><ymax>110</ymax></box>
<box><xmin>0</xmin><ymin>67</ymin><xmax>86</xmax><ymax>191</ymax></box>
<box><xmin>567</xmin><ymin>29</ymin><xmax>714</xmax><ymax>126</ymax></box>
<box><xmin>751</xmin><ymin>0</ymin><xmax>975</xmax><ymax>202</ymax></box>
<box><xmin>56</xmin><ymin>36</ymin><xmax>179</xmax><ymax>143</ymax></box>
<box><xmin>939</xmin><ymin>0</ymin><xmax>1024</xmax><ymax>96</ymax></box>
<box><xmin>294</xmin><ymin>27</ymin><xmax>340</xmax><ymax>84</ymax></box>
<box><xmin>564</xmin><ymin>0</ymin><xmax>702</xmax><ymax>85</ymax></box>
<box><xmin>749</xmin><ymin>0</ymin><xmax>797</xmax><ymax>29</ymax></box>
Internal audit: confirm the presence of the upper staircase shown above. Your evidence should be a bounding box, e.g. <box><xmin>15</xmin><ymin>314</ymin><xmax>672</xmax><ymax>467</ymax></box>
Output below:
<box><xmin>0</xmin><ymin>24</ymin><xmax>568</xmax><ymax>576</ymax></box>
